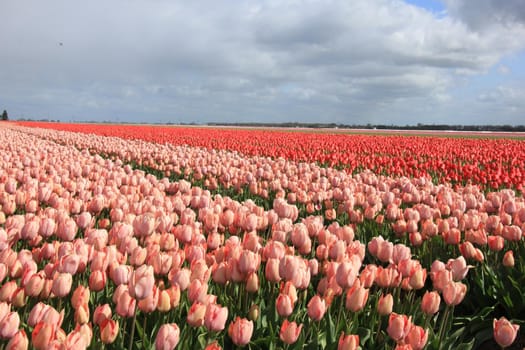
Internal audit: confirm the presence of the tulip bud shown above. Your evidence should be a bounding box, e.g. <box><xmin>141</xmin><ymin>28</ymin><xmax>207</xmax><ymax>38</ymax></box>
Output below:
<box><xmin>377</xmin><ymin>293</ymin><xmax>393</xmax><ymax>316</ymax></box>
<box><xmin>248</xmin><ymin>304</ymin><xmax>260</xmax><ymax>321</ymax></box>
<box><xmin>421</xmin><ymin>291</ymin><xmax>440</xmax><ymax>315</ymax></box>
<box><xmin>100</xmin><ymin>319</ymin><xmax>119</xmax><ymax>344</ymax></box>
<box><xmin>503</xmin><ymin>250</ymin><xmax>515</xmax><ymax>267</ymax></box>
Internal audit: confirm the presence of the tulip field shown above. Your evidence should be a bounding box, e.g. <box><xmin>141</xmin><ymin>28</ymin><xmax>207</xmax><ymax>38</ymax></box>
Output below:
<box><xmin>1</xmin><ymin>122</ymin><xmax>524</xmax><ymax>350</ymax></box>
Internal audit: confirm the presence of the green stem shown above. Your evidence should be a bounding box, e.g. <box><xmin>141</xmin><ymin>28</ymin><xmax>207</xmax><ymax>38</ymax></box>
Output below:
<box><xmin>142</xmin><ymin>315</ymin><xmax>147</xmax><ymax>347</ymax></box>
<box><xmin>375</xmin><ymin>316</ymin><xmax>383</xmax><ymax>345</ymax></box>
<box><xmin>121</xmin><ymin>317</ymin><xmax>128</xmax><ymax>348</ymax></box>
<box><xmin>128</xmin><ymin>306</ymin><xmax>138</xmax><ymax>350</ymax></box>
<box><xmin>437</xmin><ymin>305</ymin><xmax>452</xmax><ymax>348</ymax></box>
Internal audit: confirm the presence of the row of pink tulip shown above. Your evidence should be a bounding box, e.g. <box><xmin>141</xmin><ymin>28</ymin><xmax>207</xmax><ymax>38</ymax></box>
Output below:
<box><xmin>0</xmin><ymin>124</ymin><xmax>523</xmax><ymax>349</ymax></box>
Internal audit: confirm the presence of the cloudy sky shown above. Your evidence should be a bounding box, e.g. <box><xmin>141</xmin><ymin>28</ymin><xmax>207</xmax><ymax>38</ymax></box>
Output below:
<box><xmin>1</xmin><ymin>0</ymin><xmax>525</xmax><ymax>125</ymax></box>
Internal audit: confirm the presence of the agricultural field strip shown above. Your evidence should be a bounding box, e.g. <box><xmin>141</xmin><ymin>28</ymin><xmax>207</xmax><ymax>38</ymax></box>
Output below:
<box><xmin>15</xmin><ymin>121</ymin><xmax>525</xmax><ymax>192</ymax></box>
<box><xmin>1</xmin><ymin>124</ymin><xmax>524</xmax><ymax>349</ymax></box>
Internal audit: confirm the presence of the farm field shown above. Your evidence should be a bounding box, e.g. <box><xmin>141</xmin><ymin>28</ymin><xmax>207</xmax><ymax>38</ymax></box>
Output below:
<box><xmin>1</xmin><ymin>122</ymin><xmax>524</xmax><ymax>349</ymax></box>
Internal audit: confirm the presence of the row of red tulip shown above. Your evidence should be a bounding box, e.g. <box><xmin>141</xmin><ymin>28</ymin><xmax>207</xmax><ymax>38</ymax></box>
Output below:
<box><xmin>15</xmin><ymin>121</ymin><xmax>525</xmax><ymax>191</ymax></box>
<box><xmin>0</xmin><ymin>124</ymin><xmax>523</xmax><ymax>349</ymax></box>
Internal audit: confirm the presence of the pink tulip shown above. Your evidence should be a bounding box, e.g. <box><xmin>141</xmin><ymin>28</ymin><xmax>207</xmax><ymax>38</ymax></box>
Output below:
<box><xmin>88</xmin><ymin>270</ymin><xmax>107</xmax><ymax>292</ymax></box>
<box><xmin>338</xmin><ymin>333</ymin><xmax>359</xmax><ymax>350</ymax></box>
<box><xmin>345</xmin><ymin>280</ymin><xmax>369</xmax><ymax>312</ymax></box>
<box><xmin>128</xmin><ymin>265</ymin><xmax>155</xmax><ymax>300</ymax></box>
<box><xmin>32</xmin><ymin>322</ymin><xmax>55</xmax><ymax>350</ymax></box>
<box><xmin>204</xmin><ymin>303</ymin><xmax>228</xmax><ymax>332</ymax></box>
<box><xmin>276</xmin><ymin>293</ymin><xmax>294</xmax><ymax>317</ymax></box>
<box><xmin>51</xmin><ymin>272</ymin><xmax>73</xmax><ymax>298</ymax></box>
<box><xmin>446</xmin><ymin>256</ymin><xmax>469</xmax><ymax>281</ymax></box>
<box><xmin>115</xmin><ymin>290</ymin><xmax>136</xmax><ymax>318</ymax></box>
<box><xmin>0</xmin><ymin>280</ymin><xmax>18</xmax><ymax>303</ymax></box>
<box><xmin>387</xmin><ymin>313</ymin><xmax>412</xmax><ymax>342</ymax></box>
<box><xmin>443</xmin><ymin>281</ymin><xmax>467</xmax><ymax>306</ymax></box>
<box><xmin>265</xmin><ymin>258</ymin><xmax>281</xmax><ymax>283</ymax></box>
<box><xmin>228</xmin><ymin>317</ymin><xmax>253</xmax><ymax>346</ymax></box>
<box><xmin>307</xmin><ymin>295</ymin><xmax>326</xmax><ymax>321</ymax></box>
<box><xmin>155</xmin><ymin>323</ymin><xmax>180</xmax><ymax>350</ymax></box>
<box><xmin>6</xmin><ymin>330</ymin><xmax>28</xmax><ymax>350</ymax></box>
<box><xmin>280</xmin><ymin>319</ymin><xmax>302</xmax><ymax>345</ymax></box>
<box><xmin>204</xmin><ymin>341</ymin><xmax>222</xmax><ymax>350</ymax></box>
<box><xmin>57</xmin><ymin>218</ymin><xmax>78</xmax><ymax>241</ymax></box>
<box><xmin>71</xmin><ymin>285</ymin><xmax>90</xmax><ymax>310</ymax></box>
<box><xmin>377</xmin><ymin>293</ymin><xmax>393</xmax><ymax>316</ymax></box>
<box><xmin>171</xmin><ymin>268</ymin><xmax>191</xmax><ymax>290</ymax></box>
<box><xmin>93</xmin><ymin>304</ymin><xmax>112</xmax><ymax>326</ymax></box>
<box><xmin>493</xmin><ymin>317</ymin><xmax>519</xmax><ymax>348</ymax></box>
<box><xmin>335</xmin><ymin>260</ymin><xmax>358</xmax><ymax>289</ymax></box>
<box><xmin>187</xmin><ymin>302</ymin><xmax>206</xmax><ymax>327</ymax></box>
<box><xmin>100</xmin><ymin>319</ymin><xmax>119</xmax><ymax>344</ymax></box>
<box><xmin>421</xmin><ymin>291</ymin><xmax>441</xmax><ymax>315</ymax></box>
<box><xmin>503</xmin><ymin>250</ymin><xmax>515</xmax><ymax>267</ymax></box>
<box><xmin>404</xmin><ymin>325</ymin><xmax>428</xmax><ymax>350</ymax></box>
<box><xmin>0</xmin><ymin>311</ymin><xmax>20</xmax><ymax>339</ymax></box>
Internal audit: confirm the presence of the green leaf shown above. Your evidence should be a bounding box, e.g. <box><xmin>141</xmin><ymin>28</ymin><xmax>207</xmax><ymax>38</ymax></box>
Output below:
<box><xmin>328</xmin><ymin>311</ymin><xmax>336</xmax><ymax>344</ymax></box>
<box><xmin>356</xmin><ymin>327</ymin><xmax>372</xmax><ymax>345</ymax></box>
<box><xmin>454</xmin><ymin>338</ymin><xmax>475</xmax><ymax>350</ymax></box>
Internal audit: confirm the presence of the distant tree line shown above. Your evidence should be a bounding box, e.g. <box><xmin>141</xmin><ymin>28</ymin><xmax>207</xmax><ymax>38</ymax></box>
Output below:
<box><xmin>1</xmin><ymin>110</ymin><xmax>7</xmax><ymax>121</ymax></box>
<box><xmin>8</xmin><ymin>115</ymin><xmax>525</xmax><ymax>132</ymax></box>
<box><xmin>207</xmin><ymin>122</ymin><xmax>525</xmax><ymax>132</ymax></box>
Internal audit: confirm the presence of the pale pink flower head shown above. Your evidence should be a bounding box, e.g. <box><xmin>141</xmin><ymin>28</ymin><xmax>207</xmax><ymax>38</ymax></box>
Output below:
<box><xmin>503</xmin><ymin>250</ymin><xmax>515</xmax><ymax>267</ymax></box>
<box><xmin>335</xmin><ymin>260</ymin><xmax>358</xmax><ymax>289</ymax></box>
<box><xmin>204</xmin><ymin>303</ymin><xmax>228</xmax><ymax>332</ymax></box>
<box><xmin>307</xmin><ymin>294</ymin><xmax>326</xmax><ymax>321</ymax></box>
<box><xmin>93</xmin><ymin>304</ymin><xmax>112</xmax><ymax>326</ymax></box>
<box><xmin>155</xmin><ymin>323</ymin><xmax>180</xmax><ymax>350</ymax></box>
<box><xmin>377</xmin><ymin>293</ymin><xmax>393</xmax><ymax>316</ymax></box>
<box><xmin>338</xmin><ymin>333</ymin><xmax>359</xmax><ymax>350</ymax></box>
<box><xmin>187</xmin><ymin>302</ymin><xmax>206</xmax><ymax>328</ymax></box>
<box><xmin>133</xmin><ymin>213</ymin><xmax>156</xmax><ymax>237</ymax></box>
<box><xmin>387</xmin><ymin>313</ymin><xmax>412</xmax><ymax>342</ymax></box>
<box><xmin>446</xmin><ymin>256</ymin><xmax>470</xmax><ymax>281</ymax></box>
<box><xmin>51</xmin><ymin>272</ymin><xmax>73</xmax><ymax>298</ymax></box>
<box><xmin>276</xmin><ymin>293</ymin><xmax>294</xmax><ymax>317</ymax></box>
<box><xmin>443</xmin><ymin>281</ymin><xmax>467</xmax><ymax>306</ymax></box>
<box><xmin>493</xmin><ymin>317</ymin><xmax>519</xmax><ymax>348</ymax></box>
<box><xmin>404</xmin><ymin>324</ymin><xmax>428</xmax><ymax>350</ymax></box>
<box><xmin>5</xmin><ymin>329</ymin><xmax>28</xmax><ymax>350</ymax></box>
<box><xmin>100</xmin><ymin>318</ymin><xmax>119</xmax><ymax>344</ymax></box>
<box><xmin>228</xmin><ymin>317</ymin><xmax>253</xmax><ymax>346</ymax></box>
<box><xmin>0</xmin><ymin>311</ymin><xmax>20</xmax><ymax>339</ymax></box>
<box><xmin>421</xmin><ymin>291</ymin><xmax>440</xmax><ymax>315</ymax></box>
<box><xmin>345</xmin><ymin>280</ymin><xmax>369</xmax><ymax>312</ymax></box>
<box><xmin>280</xmin><ymin>319</ymin><xmax>303</xmax><ymax>345</ymax></box>
<box><xmin>128</xmin><ymin>264</ymin><xmax>155</xmax><ymax>300</ymax></box>
<box><xmin>56</xmin><ymin>218</ymin><xmax>78</xmax><ymax>242</ymax></box>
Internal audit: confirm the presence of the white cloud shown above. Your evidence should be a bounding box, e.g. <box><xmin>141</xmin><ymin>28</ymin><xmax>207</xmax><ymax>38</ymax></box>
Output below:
<box><xmin>0</xmin><ymin>0</ymin><xmax>524</xmax><ymax>124</ymax></box>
